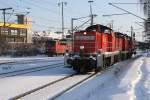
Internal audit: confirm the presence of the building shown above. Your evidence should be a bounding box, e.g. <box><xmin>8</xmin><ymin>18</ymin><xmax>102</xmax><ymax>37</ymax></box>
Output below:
<box><xmin>0</xmin><ymin>15</ymin><xmax>32</xmax><ymax>43</ymax></box>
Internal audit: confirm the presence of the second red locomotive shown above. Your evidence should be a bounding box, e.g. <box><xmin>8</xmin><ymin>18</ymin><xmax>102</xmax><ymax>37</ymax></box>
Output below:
<box><xmin>65</xmin><ymin>24</ymin><xmax>135</xmax><ymax>73</ymax></box>
<box><xmin>46</xmin><ymin>39</ymin><xmax>71</xmax><ymax>56</ymax></box>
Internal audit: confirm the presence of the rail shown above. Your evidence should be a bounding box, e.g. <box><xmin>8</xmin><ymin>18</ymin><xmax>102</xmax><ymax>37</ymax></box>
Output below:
<box><xmin>0</xmin><ymin>59</ymin><xmax>62</xmax><ymax>65</ymax></box>
<box><xmin>0</xmin><ymin>62</ymin><xmax>64</xmax><ymax>79</ymax></box>
<box><xmin>50</xmin><ymin>73</ymin><xmax>97</xmax><ymax>100</ymax></box>
<box><xmin>10</xmin><ymin>73</ymin><xmax>76</xmax><ymax>100</ymax></box>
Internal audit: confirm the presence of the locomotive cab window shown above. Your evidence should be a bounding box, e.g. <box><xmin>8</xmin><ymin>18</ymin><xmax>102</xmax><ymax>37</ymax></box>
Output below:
<box><xmin>75</xmin><ymin>35</ymin><xmax>95</xmax><ymax>40</ymax></box>
<box><xmin>46</xmin><ymin>40</ymin><xmax>56</xmax><ymax>46</ymax></box>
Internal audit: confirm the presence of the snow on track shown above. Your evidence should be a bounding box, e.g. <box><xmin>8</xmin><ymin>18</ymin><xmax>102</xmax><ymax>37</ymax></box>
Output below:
<box><xmin>0</xmin><ymin>56</ymin><xmax>63</xmax><ymax>62</ymax></box>
<box><xmin>56</xmin><ymin>56</ymin><xmax>144</xmax><ymax>100</ymax></box>
<box><xmin>0</xmin><ymin>63</ymin><xmax>64</xmax><ymax>79</ymax></box>
<box><xmin>135</xmin><ymin>54</ymin><xmax>150</xmax><ymax>100</ymax></box>
<box><xmin>19</xmin><ymin>74</ymin><xmax>92</xmax><ymax>100</ymax></box>
<box><xmin>1</xmin><ymin>54</ymin><xmax>150</xmax><ymax>100</ymax></box>
<box><xmin>0</xmin><ymin>57</ymin><xmax>64</xmax><ymax>74</ymax></box>
<box><xmin>0</xmin><ymin>67</ymin><xmax>74</xmax><ymax>100</ymax></box>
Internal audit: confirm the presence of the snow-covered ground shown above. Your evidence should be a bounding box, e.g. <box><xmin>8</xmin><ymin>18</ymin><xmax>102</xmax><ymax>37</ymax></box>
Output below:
<box><xmin>0</xmin><ymin>67</ymin><xmax>75</xmax><ymax>100</ymax></box>
<box><xmin>0</xmin><ymin>56</ymin><xmax>63</xmax><ymax>63</ymax></box>
<box><xmin>21</xmin><ymin>74</ymin><xmax>91</xmax><ymax>100</ymax></box>
<box><xmin>0</xmin><ymin>53</ymin><xmax>150</xmax><ymax>100</ymax></box>
<box><xmin>57</xmin><ymin>54</ymin><xmax>150</xmax><ymax>100</ymax></box>
<box><xmin>0</xmin><ymin>56</ymin><xmax>64</xmax><ymax>74</ymax></box>
<box><xmin>0</xmin><ymin>56</ymin><xmax>67</xmax><ymax>100</ymax></box>
<box><xmin>135</xmin><ymin>53</ymin><xmax>150</xmax><ymax>100</ymax></box>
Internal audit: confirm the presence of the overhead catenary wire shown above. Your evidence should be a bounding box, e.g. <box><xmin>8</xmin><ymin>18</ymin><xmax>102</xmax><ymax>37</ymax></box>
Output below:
<box><xmin>6</xmin><ymin>9</ymin><xmax>14</xmax><ymax>22</ymax></box>
<box><xmin>109</xmin><ymin>3</ymin><xmax>146</xmax><ymax>21</ymax></box>
<box><xmin>33</xmin><ymin>0</ymin><xmax>57</xmax><ymax>8</ymax></box>
<box><xmin>3</xmin><ymin>1</ymin><xmax>61</xmax><ymax>29</ymax></box>
<box><xmin>31</xmin><ymin>0</ymin><xmax>87</xmax><ymax>19</ymax></box>
<box><xmin>111</xmin><ymin>3</ymin><xmax>147</xmax><ymax>5</ymax></box>
<box><xmin>31</xmin><ymin>15</ymin><xmax>60</xmax><ymax>23</ymax></box>
<box><xmin>74</xmin><ymin>19</ymin><xmax>91</xmax><ymax>30</ymax></box>
<box><xmin>0</xmin><ymin>0</ymin><xmax>95</xmax><ymax>32</ymax></box>
<box><xmin>23</xmin><ymin>0</ymin><xmax>59</xmax><ymax>15</ymax></box>
<box><xmin>40</xmin><ymin>0</ymin><xmax>86</xmax><ymax>16</ymax></box>
<box><xmin>3</xmin><ymin>10</ymin><xmax>59</xmax><ymax>26</ymax></box>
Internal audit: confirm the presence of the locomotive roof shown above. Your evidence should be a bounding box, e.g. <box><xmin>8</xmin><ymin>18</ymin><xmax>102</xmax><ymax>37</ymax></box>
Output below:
<box><xmin>114</xmin><ymin>32</ymin><xmax>124</xmax><ymax>37</ymax></box>
<box><xmin>85</xmin><ymin>24</ymin><xmax>112</xmax><ymax>33</ymax></box>
<box><xmin>124</xmin><ymin>34</ymin><xmax>131</xmax><ymax>38</ymax></box>
<box><xmin>115</xmin><ymin>32</ymin><xmax>132</xmax><ymax>39</ymax></box>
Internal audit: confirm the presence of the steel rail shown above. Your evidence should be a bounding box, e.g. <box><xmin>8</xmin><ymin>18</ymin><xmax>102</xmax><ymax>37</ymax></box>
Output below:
<box><xmin>10</xmin><ymin>73</ymin><xmax>76</xmax><ymax>100</ymax></box>
<box><xmin>50</xmin><ymin>73</ymin><xmax>97</xmax><ymax>100</ymax></box>
<box><xmin>0</xmin><ymin>63</ymin><xmax>64</xmax><ymax>78</ymax></box>
<box><xmin>0</xmin><ymin>59</ymin><xmax>63</xmax><ymax>65</ymax></box>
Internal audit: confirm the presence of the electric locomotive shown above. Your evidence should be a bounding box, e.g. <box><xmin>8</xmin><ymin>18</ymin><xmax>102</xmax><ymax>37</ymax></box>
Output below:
<box><xmin>65</xmin><ymin>24</ymin><xmax>135</xmax><ymax>73</ymax></box>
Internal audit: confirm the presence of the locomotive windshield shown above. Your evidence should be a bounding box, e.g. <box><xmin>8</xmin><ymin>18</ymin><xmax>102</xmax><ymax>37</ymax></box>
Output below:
<box><xmin>46</xmin><ymin>40</ymin><xmax>56</xmax><ymax>46</ymax></box>
<box><xmin>75</xmin><ymin>35</ymin><xmax>95</xmax><ymax>40</ymax></box>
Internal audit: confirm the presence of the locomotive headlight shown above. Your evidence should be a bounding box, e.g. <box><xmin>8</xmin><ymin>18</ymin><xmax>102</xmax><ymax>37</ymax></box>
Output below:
<box><xmin>83</xmin><ymin>32</ymin><xmax>87</xmax><ymax>35</ymax></box>
<box><xmin>80</xmin><ymin>46</ymin><xmax>84</xmax><ymax>50</ymax></box>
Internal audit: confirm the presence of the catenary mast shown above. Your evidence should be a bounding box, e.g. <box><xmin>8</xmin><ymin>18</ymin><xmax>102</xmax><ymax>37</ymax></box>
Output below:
<box><xmin>140</xmin><ymin>0</ymin><xmax>150</xmax><ymax>43</ymax></box>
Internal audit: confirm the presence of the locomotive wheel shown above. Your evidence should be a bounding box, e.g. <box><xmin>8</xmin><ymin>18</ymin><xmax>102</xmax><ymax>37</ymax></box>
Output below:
<box><xmin>73</xmin><ymin>66</ymin><xmax>77</xmax><ymax>70</ymax></box>
<box><xmin>101</xmin><ymin>65</ymin><xmax>105</xmax><ymax>70</ymax></box>
<box><xmin>79</xmin><ymin>66</ymin><xmax>86</xmax><ymax>74</ymax></box>
<box><xmin>48</xmin><ymin>53</ymin><xmax>53</xmax><ymax>57</ymax></box>
<box><xmin>102</xmin><ymin>59</ymin><xmax>107</xmax><ymax>70</ymax></box>
<box><xmin>95</xmin><ymin>67</ymin><xmax>101</xmax><ymax>72</ymax></box>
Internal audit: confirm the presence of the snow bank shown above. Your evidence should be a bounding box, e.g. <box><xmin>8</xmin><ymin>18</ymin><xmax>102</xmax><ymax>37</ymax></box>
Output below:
<box><xmin>56</xmin><ymin>57</ymin><xmax>144</xmax><ymax>100</ymax></box>
<box><xmin>135</xmin><ymin>55</ymin><xmax>150</xmax><ymax>100</ymax></box>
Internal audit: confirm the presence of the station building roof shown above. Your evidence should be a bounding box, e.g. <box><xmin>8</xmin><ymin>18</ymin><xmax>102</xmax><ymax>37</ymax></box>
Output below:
<box><xmin>0</xmin><ymin>22</ymin><xmax>31</xmax><ymax>29</ymax></box>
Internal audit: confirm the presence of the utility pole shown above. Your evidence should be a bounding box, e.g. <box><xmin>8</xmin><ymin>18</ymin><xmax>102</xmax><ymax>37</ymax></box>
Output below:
<box><xmin>58</xmin><ymin>2</ymin><xmax>67</xmax><ymax>38</ymax></box>
<box><xmin>71</xmin><ymin>18</ymin><xmax>76</xmax><ymax>35</ymax></box>
<box><xmin>88</xmin><ymin>0</ymin><xmax>94</xmax><ymax>25</ymax></box>
<box><xmin>131</xmin><ymin>26</ymin><xmax>136</xmax><ymax>41</ymax></box>
<box><xmin>110</xmin><ymin>20</ymin><xmax>114</xmax><ymax>29</ymax></box>
<box><xmin>131</xmin><ymin>26</ymin><xmax>133</xmax><ymax>40</ymax></box>
<box><xmin>0</xmin><ymin>7</ymin><xmax>12</xmax><ymax>27</ymax></box>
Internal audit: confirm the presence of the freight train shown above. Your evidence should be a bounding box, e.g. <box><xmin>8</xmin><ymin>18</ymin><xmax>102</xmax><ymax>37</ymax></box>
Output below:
<box><xmin>65</xmin><ymin>24</ymin><xmax>136</xmax><ymax>73</ymax></box>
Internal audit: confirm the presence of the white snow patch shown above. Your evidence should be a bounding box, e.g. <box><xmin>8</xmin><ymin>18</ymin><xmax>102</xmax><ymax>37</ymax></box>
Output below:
<box><xmin>56</xmin><ymin>56</ymin><xmax>144</xmax><ymax>100</ymax></box>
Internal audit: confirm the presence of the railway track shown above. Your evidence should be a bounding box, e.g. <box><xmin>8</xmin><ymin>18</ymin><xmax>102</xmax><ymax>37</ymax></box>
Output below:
<box><xmin>51</xmin><ymin>58</ymin><xmax>140</xmax><ymax>100</ymax></box>
<box><xmin>10</xmin><ymin>73</ymin><xmax>76</xmax><ymax>100</ymax></box>
<box><xmin>0</xmin><ymin>62</ymin><xmax>64</xmax><ymax>79</ymax></box>
<box><xmin>0</xmin><ymin>59</ymin><xmax>63</xmax><ymax>65</ymax></box>
<box><xmin>10</xmin><ymin>72</ymin><xmax>97</xmax><ymax>100</ymax></box>
<box><xmin>50</xmin><ymin>73</ymin><xmax>97</xmax><ymax>100</ymax></box>
<box><xmin>10</xmin><ymin>60</ymin><xmax>124</xmax><ymax>100</ymax></box>
<box><xmin>8</xmin><ymin>55</ymin><xmax>141</xmax><ymax>100</ymax></box>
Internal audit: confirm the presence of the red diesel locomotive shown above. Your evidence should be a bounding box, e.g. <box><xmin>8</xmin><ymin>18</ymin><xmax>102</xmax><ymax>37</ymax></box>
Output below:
<box><xmin>65</xmin><ymin>24</ymin><xmax>135</xmax><ymax>73</ymax></box>
<box><xmin>46</xmin><ymin>39</ymin><xmax>71</xmax><ymax>56</ymax></box>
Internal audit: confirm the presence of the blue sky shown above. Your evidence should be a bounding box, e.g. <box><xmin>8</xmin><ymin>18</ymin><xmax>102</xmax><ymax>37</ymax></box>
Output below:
<box><xmin>0</xmin><ymin>0</ymin><xmax>145</xmax><ymax>41</ymax></box>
